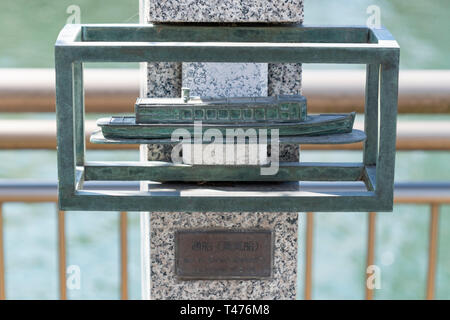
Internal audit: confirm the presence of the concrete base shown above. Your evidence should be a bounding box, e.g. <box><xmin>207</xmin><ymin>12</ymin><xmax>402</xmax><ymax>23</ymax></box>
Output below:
<box><xmin>141</xmin><ymin>0</ymin><xmax>304</xmax><ymax>300</ymax></box>
<box><xmin>146</xmin><ymin>212</ymin><xmax>298</xmax><ymax>299</ymax></box>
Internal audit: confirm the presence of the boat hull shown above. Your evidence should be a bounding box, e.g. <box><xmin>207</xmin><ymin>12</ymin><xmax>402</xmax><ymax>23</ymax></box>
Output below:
<box><xmin>97</xmin><ymin>113</ymin><xmax>356</xmax><ymax>139</ymax></box>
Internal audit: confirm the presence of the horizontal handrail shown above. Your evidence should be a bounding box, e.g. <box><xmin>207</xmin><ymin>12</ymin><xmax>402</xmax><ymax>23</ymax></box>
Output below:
<box><xmin>0</xmin><ymin>69</ymin><xmax>449</xmax><ymax>113</ymax></box>
<box><xmin>1</xmin><ymin>118</ymin><xmax>449</xmax><ymax>150</ymax></box>
<box><xmin>0</xmin><ymin>180</ymin><xmax>447</xmax><ymax>300</ymax></box>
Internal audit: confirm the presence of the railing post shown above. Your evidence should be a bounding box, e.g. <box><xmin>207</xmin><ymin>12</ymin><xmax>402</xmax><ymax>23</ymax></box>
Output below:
<box><xmin>120</xmin><ymin>211</ymin><xmax>128</xmax><ymax>300</ymax></box>
<box><xmin>0</xmin><ymin>203</ymin><xmax>5</xmax><ymax>300</ymax></box>
<box><xmin>304</xmin><ymin>212</ymin><xmax>314</xmax><ymax>300</ymax></box>
<box><xmin>58</xmin><ymin>210</ymin><xmax>67</xmax><ymax>300</ymax></box>
<box><xmin>426</xmin><ymin>204</ymin><xmax>440</xmax><ymax>300</ymax></box>
<box><xmin>365</xmin><ymin>212</ymin><xmax>376</xmax><ymax>300</ymax></box>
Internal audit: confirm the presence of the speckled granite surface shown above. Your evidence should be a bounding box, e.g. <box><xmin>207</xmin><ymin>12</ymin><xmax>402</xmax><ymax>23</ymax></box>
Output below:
<box><xmin>145</xmin><ymin>1</ymin><xmax>304</xmax><ymax>162</ymax></box>
<box><xmin>267</xmin><ymin>63</ymin><xmax>303</xmax><ymax>159</ymax></box>
<box><xmin>268</xmin><ymin>63</ymin><xmax>303</xmax><ymax>96</ymax></box>
<box><xmin>149</xmin><ymin>212</ymin><xmax>298</xmax><ymax>299</ymax></box>
<box><xmin>147</xmin><ymin>62</ymin><xmax>182</xmax><ymax>98</ymax></box>
<box><xmin>146</xmin><ymin>62</ymin><xmax>181</xmax><ymax>162</ymax></box>
<box><xmin>143</xmin><ymin>0</ymin><xmax>303</xmax><ymax>300</ymax></box>
<box><xmin>182</xmin><ymin>62</ymin><xmax>267</xmax><ymax>98</ymax></box>
<box><xmin>147</xmin><ymin>0</ymin><xmax>304</xmax><ymax>23</ymax></box>
<box><xmin>148</xmin><ymin>144</ymin><xmax>299</xmax><ymax>163</ymax></box>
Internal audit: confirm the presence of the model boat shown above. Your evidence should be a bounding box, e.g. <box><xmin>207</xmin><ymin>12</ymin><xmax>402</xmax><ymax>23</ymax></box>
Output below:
<box><xmin>96</xmin><ymin>94</ymin><xmax>356</xmax><ymax>140</ymax></box>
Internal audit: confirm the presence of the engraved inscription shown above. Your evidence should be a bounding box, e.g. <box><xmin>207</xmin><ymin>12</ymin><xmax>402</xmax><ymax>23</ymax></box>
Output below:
<box><xmin>175</xmin><ymin>229</ymin><xmax>273</xmax><ymax>280</ymax></box>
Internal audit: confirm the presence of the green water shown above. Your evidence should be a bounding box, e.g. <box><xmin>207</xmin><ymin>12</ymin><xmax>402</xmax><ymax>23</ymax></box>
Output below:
<box><xmin>0</xmin><ymin>0</ymin><xmax>449</xmax><ymax>299</ymax></box>
<box><xmin>0</xmin><ymin>0</ymin><xmax>449</xmax><ymax>69</ymax></box>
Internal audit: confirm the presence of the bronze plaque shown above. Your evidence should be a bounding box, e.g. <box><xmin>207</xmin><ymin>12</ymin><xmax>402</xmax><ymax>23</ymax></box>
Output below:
<box><xmin>175</xmin><ymin>229</ymin><xmax>273</xmax><ymax>280</ymax></box>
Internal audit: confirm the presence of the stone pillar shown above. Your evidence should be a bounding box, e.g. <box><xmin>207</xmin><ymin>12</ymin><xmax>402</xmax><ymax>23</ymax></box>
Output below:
<box><xmin>141</xmin><ymin>0</ymin><xmax>303</xmax><ymax>300</ymax></box>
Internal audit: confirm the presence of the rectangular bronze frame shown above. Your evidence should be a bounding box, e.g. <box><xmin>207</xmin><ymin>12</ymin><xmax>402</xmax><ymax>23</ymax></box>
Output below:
<box><xmin>55</xmin><ymin>24</ymin><xmax>399</xmax><ymax>212</ymax></box>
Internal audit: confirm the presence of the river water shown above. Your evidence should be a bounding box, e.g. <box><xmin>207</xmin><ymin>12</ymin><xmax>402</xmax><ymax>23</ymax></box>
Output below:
<box><xmin>0</xmin><ymin>0</ymin><xmax>449</xmax><ymax>299</ymax></box>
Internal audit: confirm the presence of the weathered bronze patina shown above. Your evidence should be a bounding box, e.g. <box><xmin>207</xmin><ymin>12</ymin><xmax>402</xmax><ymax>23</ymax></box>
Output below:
<box><xmin>55</xmin><ymin>24</ymin><xmax>399</xmax><ymax>212</ymax></box>
<box><xmin>175</xmin><ymin>229</ymin><xmax>273</xmax><ymax>279</ymax></box>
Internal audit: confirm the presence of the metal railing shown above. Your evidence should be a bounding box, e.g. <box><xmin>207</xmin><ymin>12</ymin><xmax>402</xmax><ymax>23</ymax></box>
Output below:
<box><xmin>1</xmin><ymin>69</ymin><xmax>449</xmax><ymax>151</ymax></box>
<box><xmin>1</xmin><ymin>69</ymin><xmax>449</xmax><ymax>114</ymax></box>
<box><xmin>0</xmin><ymin>180</ymin><xmax>134</xmax><ymax>300</ymax></box>
<box><xmin>305</xmin><ymin>182</ymin><xmax>450</xmax><ymax>300</ymax></box>
<box><xmin>0</xmin><ymin>181</ymin><xmax>449</xmax><ymax>300</ymax></box>
<box><xmin>0</xmin><ymin>68</ymin><xmax>449</xmax><ymax>299</ymax></box>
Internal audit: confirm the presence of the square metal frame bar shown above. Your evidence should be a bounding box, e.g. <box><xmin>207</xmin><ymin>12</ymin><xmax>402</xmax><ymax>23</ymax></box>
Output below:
<box><xmin>55</xmin><ymin>24</ymin><xmax>399</xmax><ymax>212</ymax></box>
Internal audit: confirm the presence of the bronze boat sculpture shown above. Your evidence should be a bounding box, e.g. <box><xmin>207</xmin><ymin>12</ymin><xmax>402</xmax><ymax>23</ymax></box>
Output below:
<box><xmin>55</xmin><ymin>23</ymin><xmax>398</xmax><ymax>212</ymax></box>
<box><xmin>96</xmin><ymin>94</ymin><xmax>356</xmax><ymax>140</ymax></box>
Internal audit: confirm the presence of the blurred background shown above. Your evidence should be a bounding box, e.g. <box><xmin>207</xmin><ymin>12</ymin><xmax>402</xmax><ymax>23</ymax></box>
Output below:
<box><xmin>0</xmin><ymin>0</ymin><xmax>449</xmax><ymax>299</ymax></box>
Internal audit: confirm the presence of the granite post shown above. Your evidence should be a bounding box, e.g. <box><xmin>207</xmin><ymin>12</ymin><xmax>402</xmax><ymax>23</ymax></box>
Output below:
<box><xmin>140</xmin><ymin>0</ymin><xmax>303</xmax><ymax>299</ymax></box>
